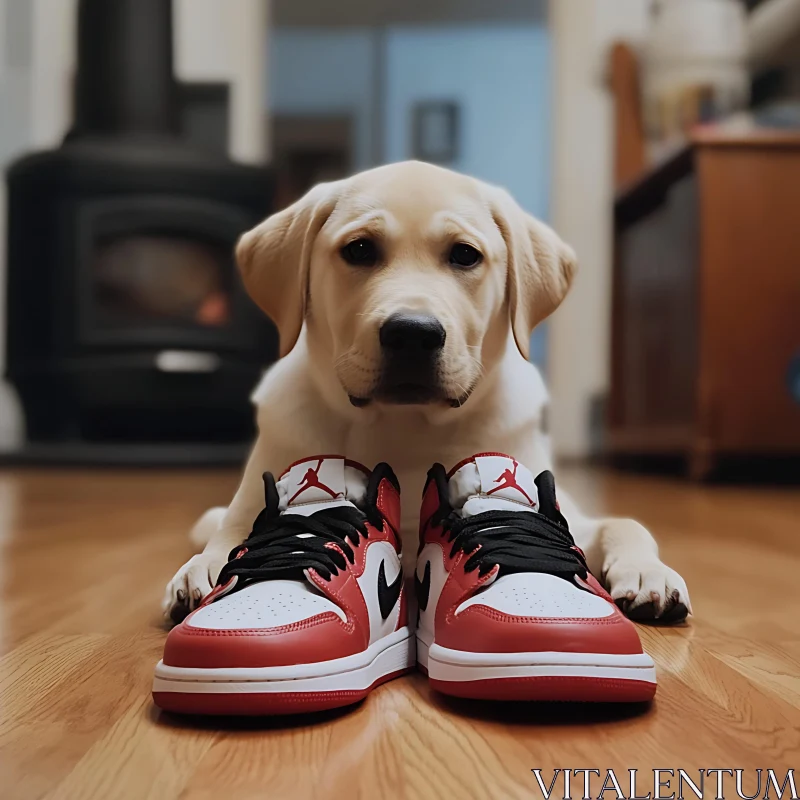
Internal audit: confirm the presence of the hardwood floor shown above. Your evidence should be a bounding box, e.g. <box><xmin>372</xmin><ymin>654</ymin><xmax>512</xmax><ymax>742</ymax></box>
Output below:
<box><xmin>0</xmin><ymin>465</ymin><xmax>798</xmax><ymax>800</ymax></box>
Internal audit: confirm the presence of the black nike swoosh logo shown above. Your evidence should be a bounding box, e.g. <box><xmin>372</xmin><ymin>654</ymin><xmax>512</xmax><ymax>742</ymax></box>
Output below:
<box><xmin>377</xmin><ymin>560</ymin><xmax>403</xmax><ymax>620</ymax></box>
<box><xmin>415</xmin><ymin>561</ymin><xmax>431</xmax><ymax>612</ymax></box>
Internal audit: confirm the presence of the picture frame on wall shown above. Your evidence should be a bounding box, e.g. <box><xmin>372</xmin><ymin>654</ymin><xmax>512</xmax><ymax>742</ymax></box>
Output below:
<box><xmin>412</xmin><ymin>101</ymin><xmax>460</xmax><ymax>165</ymax></box>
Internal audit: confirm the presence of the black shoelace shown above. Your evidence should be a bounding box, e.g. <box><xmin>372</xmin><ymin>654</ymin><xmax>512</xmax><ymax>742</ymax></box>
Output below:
<box><xmin>442</xmin><ymin>509</ymin><xmax>588</xmax><ymax>582</ymax></box>
<box><xmin>216</xmin><ymin>505</ymin><xmax>371</xmax><ymax>586</ymax></box>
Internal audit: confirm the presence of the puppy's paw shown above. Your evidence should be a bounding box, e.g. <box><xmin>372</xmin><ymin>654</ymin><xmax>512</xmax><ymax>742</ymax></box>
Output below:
<box><xmin>162</xmin><ymin>552</ymin><xmax>226</xmax><ymax>625</ymax></box>
<box><xmin>604</xmin><ymin>558</ymin><xmax>691</xmax><ymax>624</ymax></box>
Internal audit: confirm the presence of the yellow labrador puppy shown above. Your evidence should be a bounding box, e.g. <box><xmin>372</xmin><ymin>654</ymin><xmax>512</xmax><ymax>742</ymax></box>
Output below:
<box><xmin>163</xmin><ymin>161</ymin><xmax>690</xmax><ymax>623</ymax></box>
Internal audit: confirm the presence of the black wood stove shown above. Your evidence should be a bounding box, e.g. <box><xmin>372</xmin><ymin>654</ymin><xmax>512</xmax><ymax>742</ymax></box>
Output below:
<box><xmin>4</xmin><ymin>0</ymin><xmax>276</xmax><ymax>465</ymax></box>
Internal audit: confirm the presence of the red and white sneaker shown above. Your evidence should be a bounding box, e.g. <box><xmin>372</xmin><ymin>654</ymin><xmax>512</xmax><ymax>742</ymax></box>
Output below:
<box><xmin>153</xmin><ymin>456</ymin><xmax>413</xmax><ymax>715</ymax></box>
<box><xmin>415</xmin><ymin>453</ymin><xmax>657</xmax><ymax>702</ymax></box>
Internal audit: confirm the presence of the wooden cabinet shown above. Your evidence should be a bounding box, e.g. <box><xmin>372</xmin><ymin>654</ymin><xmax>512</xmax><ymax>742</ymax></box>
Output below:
<box><xmin>610</xmin><ymin>130</ymin><xmax>800</xmax><ymax>478</ymax></box>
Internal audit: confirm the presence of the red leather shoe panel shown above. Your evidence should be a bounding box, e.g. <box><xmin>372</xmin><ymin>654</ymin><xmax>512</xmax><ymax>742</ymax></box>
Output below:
<box><xmin>436</xmin><ymin>602</ymin><xmax>644</xmax><ymax>655</ymax></box>
<box><xmin>395</xmin><ymin>584</ymin><xmax>407</xmax><ymax>632</ymax></box>
<box><xmin>376</xmin><ymin>478</ymin><xmax>401</xmax><ymax>545</ymax></box>
<box><xmin>307</xmin><ymin>560</ymin><xmax>371</xmax><ymax>639</ymax></box>
<box><xmin>419</xmin><ymin>479</ymin><xmax>441</xmax><ymax>542</ymax></box>
<box><xmin>163</xmin><ymin>610</ymin><xmax>364</xmax><ymax>669</ymax></box>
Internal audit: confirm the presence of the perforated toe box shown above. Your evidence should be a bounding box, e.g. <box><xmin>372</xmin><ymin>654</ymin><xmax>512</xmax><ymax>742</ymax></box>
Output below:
<box><xmin>163</xmin><ymin>580</ymin><xmax>359</xmax><ymax>669</ymax></box>
<box><xmin>440</xmin><ymin>573</ymin><xmax>643</xmax><ymax>656</ymax></box>
<box><xmin>187</xmin><ymin>580</ymin><xmax>346</xmax><ymax>630</ymax></box>
<box><xmin>456</xmin><ymin>573</ymin><xmax>613</xmax><ymax>619</ymax></box>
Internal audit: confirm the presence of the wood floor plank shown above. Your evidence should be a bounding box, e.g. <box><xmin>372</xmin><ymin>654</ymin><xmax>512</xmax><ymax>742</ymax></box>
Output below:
<box><xmin>46</xmin><ymin>699</ymin><xmax>217</xmax><ymax>800</ymax></box>
<box><xmin>0</xmin><ymin>465</ymin><xmax>797</xmax><ymax>799</ymax></box>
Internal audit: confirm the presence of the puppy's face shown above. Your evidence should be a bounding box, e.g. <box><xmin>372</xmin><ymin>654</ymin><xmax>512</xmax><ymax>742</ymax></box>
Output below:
<box><xmin>237</xmin><ymin>161</ymin><xmax>575</xmax><ymax>410</ymax></box>
<box><xmin>307</xmin><ymin>167</ymin><xmax>507</xmax><ymax>406</ymax></box>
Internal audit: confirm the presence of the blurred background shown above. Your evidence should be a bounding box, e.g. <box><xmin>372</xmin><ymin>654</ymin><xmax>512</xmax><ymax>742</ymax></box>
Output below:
<box><xmin>3</xmin><ymin>6</ymin><xmax>798</xmax><ymax>793</ymax></box>
<box><xmin>0</xmin><ymin>0</ymin><xmax>798</xmax><ymax>478</ymax></box>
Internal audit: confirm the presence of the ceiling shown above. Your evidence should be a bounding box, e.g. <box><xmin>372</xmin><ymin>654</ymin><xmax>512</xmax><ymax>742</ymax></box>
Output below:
<box><xmin>272</xmin><ymin>0</ymin><xmax>548</xmax><ymax>27</ymax></box>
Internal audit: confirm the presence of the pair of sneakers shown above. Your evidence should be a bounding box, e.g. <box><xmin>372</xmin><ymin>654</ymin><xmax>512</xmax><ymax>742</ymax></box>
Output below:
<box><xmin>153</xmin><ymin>453</ymin><xmax>656</xmax><ymax>715</ymax></box>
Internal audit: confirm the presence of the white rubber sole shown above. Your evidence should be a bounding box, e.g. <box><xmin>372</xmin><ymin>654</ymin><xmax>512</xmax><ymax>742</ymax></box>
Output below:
<box><xmin>153</xmin><ymin>627</ymin><xmax>415</xmax><ymax>715</ymax></box>
<box><xmin>417</xmin><ymin>630</ymin><xmax>657</xmax><ymax>702</ymax></box>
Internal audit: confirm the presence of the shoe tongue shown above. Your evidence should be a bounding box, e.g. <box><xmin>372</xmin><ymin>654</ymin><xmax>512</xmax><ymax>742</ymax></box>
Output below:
<box><xmin>277</xmin><ymin>456</ymin><xmax>368</xmax><ymax>517</ymax></box>
<box><xmin>533</xmin><ymin>469</ymin><xmax>567</xmax><ymax>526</ymax></box>
<box><xmin>449</xmin><ymin>454</ymin><xmax>540</xmax><ymax>517</ymax></box>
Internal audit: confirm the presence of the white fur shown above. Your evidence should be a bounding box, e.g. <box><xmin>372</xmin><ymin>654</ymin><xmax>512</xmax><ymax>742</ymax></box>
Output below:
<box><xmin>188</xmin><ymin>507</ymin><xmax>225</xmax><ymax>549</ymax></box>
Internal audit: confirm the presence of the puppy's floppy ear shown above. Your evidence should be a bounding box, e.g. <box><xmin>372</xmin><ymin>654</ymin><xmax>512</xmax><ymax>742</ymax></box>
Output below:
<box><xmin>236</xmin><ymin>180</ymin><xmax>343</xmax><ymax>357</ymax></box>
<box><xmin>488</xmin><ymin>187</ymin><xmax>577</xmax><ymax>359</ymax></box>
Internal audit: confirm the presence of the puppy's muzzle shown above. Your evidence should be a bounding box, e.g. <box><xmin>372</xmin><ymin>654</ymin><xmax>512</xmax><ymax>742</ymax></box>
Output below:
<box><xmin>375</xmin><ymin>312</ymin><xmax>446</xmax><ymax>404</ymax></box>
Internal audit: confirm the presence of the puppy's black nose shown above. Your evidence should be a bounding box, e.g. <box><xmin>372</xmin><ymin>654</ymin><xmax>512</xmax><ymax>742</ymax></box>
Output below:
<box><xmin>379</xmin><ymin>314</ymin><xmax>446</xmax><ymax>353</ymax></box>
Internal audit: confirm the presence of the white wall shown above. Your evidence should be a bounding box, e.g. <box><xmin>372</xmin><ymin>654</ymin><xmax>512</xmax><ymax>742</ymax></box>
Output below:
<box><xmin>174</xmin><ymin>0</ymin><xmax>268</xmax><ymax>164</ymax></box>
<box><xmin>28</xmin><ymin>0</ymin><xmax>76</xmax><ymax>149</ymax></box>
<box><xmin>548</xmin><ymin>0</ymin><xmax>649</xmax><ymax>458</ymax></box>
<box><xmin>8</xmin><ymin>0</ymin><xmax>269</xmax><ymax>159</ymax></box>
<box><xmin>0</xmin><ymin>0</ymin><xmax>38</xmax><ymax>447</ymax></box>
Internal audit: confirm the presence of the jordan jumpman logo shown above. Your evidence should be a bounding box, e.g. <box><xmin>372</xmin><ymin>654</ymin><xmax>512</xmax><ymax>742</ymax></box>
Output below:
<box><xmin>288</xmin><ymin>459</ymin><xmax>343</xmax><ymax>503</ymax></box>
<box><xmin>486</xmin><ymin>459</ymin><xmax>534</xmax><ymax>504</ymax></box>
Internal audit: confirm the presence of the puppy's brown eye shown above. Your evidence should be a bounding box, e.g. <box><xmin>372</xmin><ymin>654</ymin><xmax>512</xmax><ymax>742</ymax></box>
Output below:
<box><xmin>449</xmin><ymin>243</ymin><xmax>482</xmax><ymax>269</ymax></box>
<box><xmin>341</xmin><ymin>238</ymin><xmax>379</xmax><ymax>267</ymax></box>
